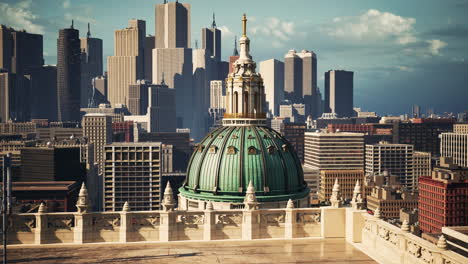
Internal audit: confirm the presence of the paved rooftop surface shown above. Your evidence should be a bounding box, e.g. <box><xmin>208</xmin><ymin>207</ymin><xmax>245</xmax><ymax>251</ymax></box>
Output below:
<box><xmin>7</xmin><ymin>238</ymin><xmax>376</xmax><ymax>264</ymax></box>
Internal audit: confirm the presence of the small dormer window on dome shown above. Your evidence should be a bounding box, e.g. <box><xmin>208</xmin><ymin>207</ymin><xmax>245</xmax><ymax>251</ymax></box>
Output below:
<box><xmin>282</xmin><ymin>144</ymin><xmax>289</xmax><ymax>152</ymax></box>
<box><xmin>248</xmin><ymin>146</ymin><xmax>257</xmax><ymax>155</ymax></box>
<box><xmin>209</xmin><ymin>145</ymin><xmax>218</xmax><ymax>154</ymax></box>
<box><xmin>267</xmin><ymin>146</ymin><xmax>275</xmax><ymax>154</ymax></box>
<box><xmin>227</xmin><ymin>146</ymin><xmax>237</xmax><ymax>154</ymax></box>
<box><xmin>197</xmin><ymin>144</ymin><xmax>205</xmax><ymax>153</ymax></box>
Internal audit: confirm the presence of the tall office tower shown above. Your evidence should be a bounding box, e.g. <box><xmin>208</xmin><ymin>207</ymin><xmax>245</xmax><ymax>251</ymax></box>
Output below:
<box><xmin>284</xmin><ymin>49</ymin><xmax>302</xmax><ymax>102</ymax></box>
<box><xmin>82</xmin><ymin>114</ymin><xmax>112</xmax><ymax>173</ymax></box>
<box><xmin>304</xmin><ymin>131</ymin><xmax>365</xmax><ymax>170</ymax></box>
<box><xmin>298</xmin><ymin>50</ymin><xmax>318</xmax><ymax>118</ymax></box>
<box><xmin>144</xmin><ymin>35</ymin><xmax>155</xmax><ymax>82</ymax></box>
<box><xmin>419</xmin><ymin>157</ymin><xmax>468</xmax><ymax>234</ymax></box>
<box><xmin>393</xmin><ymin>118</ymin><xmax>454</xmax><ymax>155</ymax></box>
<box><xmin>128</xmin><ymin>80</ymin><xmax>150</xmax><ymax>115</ymax></box>
<box><xmin>80</xmin><ymin>23</ymin><xmax>103</xmax><ymax>108</ymax></box>
<box><xmin>259</xmin><ymin>59</ymin><xmax>284</xmax><ymax>116</ymax></box>
<box><xmin>441</xmin><ymin>132</ymin><xmax>468</xmax><ymax>167</ymax></box>
<box><xmin>25</xmin><ymin>65</ymin><xmax>58</xmax><ymax>120</ymax></box>
<box><xmin>103</xmin><ymin>142</ymin><xmax>170</xmax><ymax>211</ymax></box>
<box><xmin>0</xmin><ymin>71</ymin><xmax>14</xmax><ymax>122</ymax></box>
<box><xmin>412</xmin><ymin>104</ymin><xmax>421</xmax><ymax>118</ymax></box>
<box><xmin>202</xmin><ymin>14</ymin><xmax>221</xmax><ymax>61</ymax></box>
<box><xmin>192</xmin><ymin>49</ymin><xmax>215</xmax><ymax>140</ymax></box>
<box><xmin>279</xmin><ymin>123</ymin><xmax>306</xmax><ymax>163</ymax></box>
<box><xmin>0</xmin><ymin>25</ymin><xmax>44</xmax><ymax>121</ymax></box>
<box><xmin>108</xmin><ymin>19</ymin><xmax>146</xmax><ymax>107</ymax></box>
<box><xmin>153</xmin><ymin>2</ymin><xmax>193</xmax><ymax>129</ymax></box>
<box><xmin>324</xmin><ymin>70</ymin><xmax>354</xmax><ymax>117</ymax></box>
<box><xmin>366</xmin><ymin>172</ymin><xmax>418</xmax><ymax>219</ymax></box>
<box><xmin>413</xmin><ymin>151</ymin><xmax>431</xmax><ymax>190</ymax></box>
<box><xmin>319</xmin><ymin>170</ymin><xmax>365</xmax><ymax>202</ymax></box>
<box><xmin>365</xmin><ymin>142</ymin><xmax>415</xmax><ymax>190</ymax></box>
<box><xmin>89</xmin><ymin>75</ymin><xmax>107</xmax><ymax>107</ymax></box>
<box><xmin>155</xmin><ymin>1</ymin><xmax>190</xmax><ymax>49</ymax></box>
<box><xmin>228</xmin><ymin>38</ymin><xmax>239</xmax><ymax>74</ymax></box>
<box><xmin>57</xmin><ymin>22</ymin><xmax>81</xmax><ymax>122</ymax></box>
<box><xmin>147</xmin><ymin>83</ymin><xmax>176</xmax><ymax>133</ymax></box>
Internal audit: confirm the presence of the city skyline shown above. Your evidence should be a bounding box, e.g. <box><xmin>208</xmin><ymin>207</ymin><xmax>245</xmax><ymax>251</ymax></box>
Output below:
<box><xmin>0</xmin><ymin>0</ymin><xmax>467</xmax><ymax>116</ymax></box>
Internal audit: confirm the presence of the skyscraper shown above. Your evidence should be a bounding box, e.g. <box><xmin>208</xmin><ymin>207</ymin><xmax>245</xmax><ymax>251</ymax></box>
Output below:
<box><xmin>228</xmin><ymin>38</ymin><xmax>239</xmax><ymax>74</ymax></box>
<box><xmin>365</xmin><ymin>142</ymin><xmax>415</xmax><ymax>190</ymax></box>
<box><xmin>0</xmin><ymin>25</ymin><xmax>44</xmax><ymax>121</ymax></box>
<box><xmin>284</xmin><ymin>49</ymin><xmax>302</xmax><ymax>102</ymax></box>
<box><xmin>144</xmin><ymin>35</ymin><xmax>155</xmax><ymax>82</ymax></box>
<box><xmin>324</xmin><ymin>70</ymin><xmax>354</xmax><ymax>117</ymax></box>
<box><xmin>25</xmin><ymin>65</ymin><xmax>58</xmax><ymax>120</ymax></box>
<box><xmin>153</xmin><ymin>1</ymin><xmax>193</xmax><ymax>129</ymax></box>
<box><xmin>299</xmin><ymin>50</ymin><xmax>318</xmax><ymax>118</ymax></box>
<box><xmin>82</xmin><ymin>113</ymin><xmax>112</xmax><ymax>174</ymax></box>
<box><xmin>259</xmin><ymin>59</ymin><xmax>284</xmax><ymax>116</ymax></box>
<box><xmin>57</xmin><ymin>21</ymin><xmax>81</xmax><ymax>122</ymax></box>
<box><xmin>108</xmin><ymin>19</ymin><xmax>146</xmax><ymax>107</ymax></box>
<box><xmin>202</xmin><ymin>13</ymin><xmax>221</xmax><ymax>61</ymax></box>
<box><xmin>155</xmin><ymin>1</ymin><xmax>191</xmax><ymax>49</ymax></box>
<box><xmin>80</xmin><ymin>23</ymin><xmax>103</xmax><ymax>108</ymax></box>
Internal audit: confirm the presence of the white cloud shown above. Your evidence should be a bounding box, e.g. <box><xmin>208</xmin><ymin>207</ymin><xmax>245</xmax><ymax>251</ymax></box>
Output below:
<box><xmin>63</xmin><ymin>0</ymin><xmax>71</xmax><ymax>9</ymax></box>
<box><xmin>64</xmin><ymin>12</ymin><xmax>96</xmax><ymax>25</ymax></box>
<box><xmin>218</xmin><ymin>25</ymin><xmax>234</xmax><ymax>38</ymax></box>
<box><xmin>0</xmin><ymin>0</ymin><xmax>44</xmax><ymax>34</ymax></box>
<box><xmin>325</xmin><ymin>9</ymin><xmax>417</xmax><ymax>45</ymax></box>
<box><xmin>427</xmin><ymin>39</ymin><xmax>447</xmax><ymax>55</ymax></box>
<box><xmin>249</xmin><ymin>17</ymin><xmax>297</xmax><ymax>48</ymax></box>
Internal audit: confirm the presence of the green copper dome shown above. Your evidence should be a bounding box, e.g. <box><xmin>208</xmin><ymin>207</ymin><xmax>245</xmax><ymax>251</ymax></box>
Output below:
<box><xmin>179</xmin><ymin>126</ymin><xmax>309</xmax><ymax>203</ymax></box>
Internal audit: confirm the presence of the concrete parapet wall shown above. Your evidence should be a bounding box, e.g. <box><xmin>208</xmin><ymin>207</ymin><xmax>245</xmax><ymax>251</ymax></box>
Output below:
<box><xmin>361</xmin><ymin>213</ymin><xmax>468</xmax><ymax>264</ymax></box>
<box><xmin>3</xmin><ymin>207</ymin><xmax>353</xmax><ymax>245</ymax></box>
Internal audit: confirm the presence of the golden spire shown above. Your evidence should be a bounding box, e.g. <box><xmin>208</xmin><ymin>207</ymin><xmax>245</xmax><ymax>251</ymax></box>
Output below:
<box><xmin>242</xmin><ymin>14</ymin><xmax>247</xmax><ymax>37</ymax></box>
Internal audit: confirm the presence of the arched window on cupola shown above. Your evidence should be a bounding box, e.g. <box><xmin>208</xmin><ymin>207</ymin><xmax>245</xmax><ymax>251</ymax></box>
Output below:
<box><xmin>233</xmin><ymin>91</ymin><xmax>238</xmax><ymax>113</ymax></box>
<box><xmin>244</xmin><ymin>91</ymin><xmax>249</xmax><ymax>113</ymax></box>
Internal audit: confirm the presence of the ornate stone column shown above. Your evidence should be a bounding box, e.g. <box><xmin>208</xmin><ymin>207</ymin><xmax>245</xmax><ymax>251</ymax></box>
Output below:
<box><xmin>119</xmin><ymin>201</ymin><xmax>131</xmax><ymax>243</ymax></box>
<box><xmin>284</xmin><ymin>199</ymin><xmax>295</xmax><ymax>239</ymax></box>
<box><xmin>203</xmin><ymin>202</ymin><xmax>215</xmax><ymax>241</ymax></box>
<box><xmin>34</xmin><ymin>203</ymin><xmax>47</xmax><ymax>245</ymax></box>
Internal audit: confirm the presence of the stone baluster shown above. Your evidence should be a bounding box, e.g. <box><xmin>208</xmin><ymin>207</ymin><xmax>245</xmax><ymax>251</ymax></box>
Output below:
<box><xmin>74</xmin><ymin>183</ymin><xmax>90</xmax><ymax>244</ymax></box>
<box><xmin>285</xmin><ymin>199</ymin><xmax>295</xmax><ymax>239</ymax></box>
<box><xmin>160</xmin><ymin>182</ymin><xmax>176</xmax><ymax>242</ymax></box>
<box><xmin>119</xmin><ymin>201</ymin><xmax>131</xmax><ymax>243</ymax></box>
<box><xmin>34</xmin><ymin>203</ymin><xmax>47</xmax><ymax>245</ymax></box>
<box><xmin>203</xmin><ymin>202</ymin><xmax>215</xmax><ymax>241</ymax></box>
<box><xmin>242</xmin><ymin>181</ymin><xmax>259</xmax><ymax>240</ymax></box>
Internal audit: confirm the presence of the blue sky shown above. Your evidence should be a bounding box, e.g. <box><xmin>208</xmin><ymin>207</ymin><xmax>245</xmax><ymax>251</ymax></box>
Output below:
<box><xmin>1</xmin><ymin>0</ymin><xmax>467</xmax><ymax>116</ymax></box>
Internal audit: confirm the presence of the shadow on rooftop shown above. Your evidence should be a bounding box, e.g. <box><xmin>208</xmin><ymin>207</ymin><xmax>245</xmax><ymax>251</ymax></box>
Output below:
<box><xmin>96</xmin><ymin>252</ymin><xmax>201</xmax><ymax>263</ymax></box>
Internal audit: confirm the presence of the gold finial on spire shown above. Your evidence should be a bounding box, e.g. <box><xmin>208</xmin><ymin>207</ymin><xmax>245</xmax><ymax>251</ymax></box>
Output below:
<box><xmin>242</xmin><ymin>14</ymin><xmax>247</xmax><ymax>37</ymax></box>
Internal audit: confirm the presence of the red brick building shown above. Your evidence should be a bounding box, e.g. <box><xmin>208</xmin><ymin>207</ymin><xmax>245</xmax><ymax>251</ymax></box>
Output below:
<box><xmin>418</xmin><ymin>157</ymin><xmax>468</xmax><ymax>234</ymax></box>
<box><xmin>112</xmin><ymin>121</ymin><xmax>134</xmax><ymax>142</ymax></box>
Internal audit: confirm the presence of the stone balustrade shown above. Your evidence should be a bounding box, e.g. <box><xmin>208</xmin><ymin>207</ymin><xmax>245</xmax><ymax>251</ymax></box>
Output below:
<box><xmin>361</xmin><ymin>213</ymin><xmax>467</xmax><ymax>264</ymax></box>
<box><xmin>3</xmin><ymin>207</ymin><xmax>328</xmax><ymax>245</ymax></box>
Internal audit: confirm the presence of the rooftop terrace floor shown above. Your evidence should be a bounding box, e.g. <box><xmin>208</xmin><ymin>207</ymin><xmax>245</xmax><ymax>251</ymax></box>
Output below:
<box><xmin>7</xmin><ymin>238</ymin><xmax>375</xmax><ymax>264</ymax></box>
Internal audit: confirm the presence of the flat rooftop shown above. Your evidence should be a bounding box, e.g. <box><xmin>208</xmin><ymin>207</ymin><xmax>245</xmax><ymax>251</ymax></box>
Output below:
<box><xmin>8</xmin><ymin>238</ymin><xmax>375</xmax><ymax>264</ymax></box>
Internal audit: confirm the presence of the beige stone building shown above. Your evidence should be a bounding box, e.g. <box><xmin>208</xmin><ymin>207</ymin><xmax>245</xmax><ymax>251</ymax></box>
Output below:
<box><xmin>107</xmin><ymin>19</ymin><xmax>146</xmax><ymax>107</ymax></box>
<box><xmin>413</xmin><ymin>151</ymin><xmax>431</xmax><ymax>189</ymax></box>
<box><xmin>304</xmin><ymin>131</ymin><xmax>365</xmax><ymax>171</ymax></box>
<box><xmin>453</xmin><ymin>124</ymin><xmax>468</xmax><ymax>134</ymax></box>
<box><xmin>82</xmin><ymin>114</ymin><xmax>112</xmax><ymax>173</ymax></box>
<box><xmin>319</xmin><ymin>170</ymin><xmax>365</xmax><ymax>202</ymax></box>
<box><xmin>365</xmin><ymin>172</ymin><xmax>418</xmax><ymax>219</ymax></box>
<box><xmin>440</xmin><ymin>131</ymin><xmax>468</xmax><ymax>167</ymax></box>
<box><xmin>259</xmin><ymin>59</ymin><xmax>284</xmax><ymax>116</ymax></box>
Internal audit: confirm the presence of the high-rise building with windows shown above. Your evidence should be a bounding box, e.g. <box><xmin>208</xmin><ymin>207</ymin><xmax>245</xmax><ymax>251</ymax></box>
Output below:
<box><xmin>108</xmin><ymin>19</ymin><xmax>146</xmax><ymax>107</ymax></box>
<box><xmin>319</xmin><ymin>170</ymin><xmax>365</xmax><ymax>202</ymax></box>
<box><xmin>441</xmin><ymin>129</ymin><xmax>468</xmax><ymax>168</ymax></box>
<box><xmin>202</xmin><ymin>14</ymin><xmax>221</xmax><ymax>61</ymax></box>
<box><xmin>419</xmin><ymin>157</ymin><xmax>468</xmax><ymax>234</ymax></box>
<box><xmin>324</xmin><ymin>70</ymin><xmax>354</xmax><ymax>117</ymax></box>
<box><xmin>365</xmin><ymin>142</ymin><xmax>414</xmax><ymax>190</ymax></box>
<box><xmin>259</xmin><ymin>59</ymin><xmax>284</xmax><ymax>116</ymax></box>
<box><xmin>304</xmin><ymin>131</ymin><xmax>364</xmax><ymax>171</ymax></box>
<box><xmin>413</xmin><ymin>151</ymin><xmax>431</xmax><ymax>190</ymax></box>
<box><xmin>80</xmin><ymin>23</ymin><xmax>103</xmax><ymax>108</ymax></box>
<box><xmin>153</xmin><ymin>1</ymin><xmax>192</xmax><ymax>129</ymax></box>
<box><xmin>103</xmin><ymin>142</ymin><xmax>171</xmax><ymax>211</ymax></box>
<box><xmin>82</xmin><ymin>114</ymin><xmax>112</xmax><ymax>173</ymax></box>
<box><xmin>57</xmin><ymin>22</ymin><xmax>81</xmax><ymax>122</ymax></box>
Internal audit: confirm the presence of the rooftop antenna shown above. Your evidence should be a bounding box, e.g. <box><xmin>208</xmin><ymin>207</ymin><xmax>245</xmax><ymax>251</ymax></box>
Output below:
<box><xmin>86</xmin><ymin>23</ymin><xmax>91</xmax><ymax>38</ymax></box>
<box><xmin>212</xmin><ymin>13</ymin><xmax>217</xmax><ymax>28</ymax></box>
<box><xmin>161</xmin><ymin>72</ymin><xmax>166</xmax><ymax>85</ymax></box>
<box><xmin>233</xmin><ymin>36</ymin><xmax>239</xmax><ymax>56</ymax></box>
<box><xmin>71</xmin><ymin>20</ymin><xmax>74</xmax><ymax>29</ymax></box>
<box><xmin>195</xmin><ymin>40</ymin><xmax>198</xmax><ymax>49</ymax></box>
